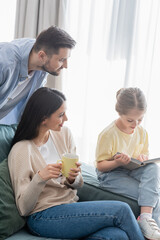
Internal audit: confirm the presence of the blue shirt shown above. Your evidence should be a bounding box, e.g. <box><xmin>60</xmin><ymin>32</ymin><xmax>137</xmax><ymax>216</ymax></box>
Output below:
<box><xmin>0</xmin><ymin>38</ymin><xmax>48</xmax><ymax>124</ymax></box>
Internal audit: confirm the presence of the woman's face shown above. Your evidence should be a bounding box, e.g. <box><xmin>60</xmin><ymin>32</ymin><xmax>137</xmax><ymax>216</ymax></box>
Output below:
<box><xmin>43</xmin><ymin>102</ymin><xmax>68</xmax><ymax>131</ymax></box>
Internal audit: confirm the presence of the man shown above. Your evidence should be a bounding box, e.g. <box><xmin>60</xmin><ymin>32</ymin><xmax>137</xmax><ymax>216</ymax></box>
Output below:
<box><xmin>0</xmin><ymin>26</ymin><xmax>76</xmax><ymax>124</ymax></box>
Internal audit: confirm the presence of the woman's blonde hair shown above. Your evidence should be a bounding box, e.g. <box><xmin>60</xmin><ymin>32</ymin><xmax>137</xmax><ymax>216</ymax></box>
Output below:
<box><xmin>115</xmin><ymin>87</ymin><xmax>147</xmax><ymax>115</ymax></box>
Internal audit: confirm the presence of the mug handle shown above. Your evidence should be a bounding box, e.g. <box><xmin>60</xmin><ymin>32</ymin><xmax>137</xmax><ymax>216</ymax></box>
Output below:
<box><xmin>57</xmin><ymin>159</ymin><xmax>62</xmax><ymax>163</ymax></box>
<box><xmin>57</xmin><ymin>159</ymin><xmax>64</xmax><ymax>175</ymax></box>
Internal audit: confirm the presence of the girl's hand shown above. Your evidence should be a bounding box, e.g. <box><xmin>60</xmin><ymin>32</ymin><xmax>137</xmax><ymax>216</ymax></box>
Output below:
<box><xmin>38</xmin><ymin>163</ymin><xmax>62</xmax><ymax>181</ymax></box>
<box><xmin>67</xmin><ymin>162</ymin><xmax>81</xmax><ymax>184</ymax></box>
<box><xmin>114</xmin><ymin>153</ymin><xmax>131</xmax><ymax>166</ymax></box>
<box><xmin>137</xmin><ymin>154</ymin><xmax>148</xmax><ymax>162</ymax></box>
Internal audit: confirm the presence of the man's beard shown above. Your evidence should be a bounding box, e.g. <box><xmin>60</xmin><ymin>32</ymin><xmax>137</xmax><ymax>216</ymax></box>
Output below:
<box><xmin>41</xmin><ymin>64</ymin><xmax>60</xmax><ymax>76</ymax></box>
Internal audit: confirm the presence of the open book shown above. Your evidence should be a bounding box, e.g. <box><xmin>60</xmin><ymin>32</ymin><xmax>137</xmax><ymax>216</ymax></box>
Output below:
<box><xmin>113</xmin><ymin>153</ymin><xmax>160</xmax><ymax>170</ymax></box>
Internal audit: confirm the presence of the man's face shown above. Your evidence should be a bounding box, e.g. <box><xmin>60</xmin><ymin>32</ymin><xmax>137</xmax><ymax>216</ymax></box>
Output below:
<box><xmin>41</xmin><ymin>48</ymin><xmax>71</xmax><ymax>76</ymax></box>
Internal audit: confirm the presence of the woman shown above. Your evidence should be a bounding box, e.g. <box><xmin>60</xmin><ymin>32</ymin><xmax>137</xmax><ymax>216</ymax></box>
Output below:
<box><xmin>8</xmin><ymin>87</ymin><xmax>144</xmax><ymax>240</ymax></box>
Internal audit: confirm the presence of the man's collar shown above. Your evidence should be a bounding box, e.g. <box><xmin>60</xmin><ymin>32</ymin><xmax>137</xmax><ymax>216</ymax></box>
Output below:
<box><xmin>19</xmin><ymin>39</ymin><xmax>35</xmax><ymax>80</ymax></box>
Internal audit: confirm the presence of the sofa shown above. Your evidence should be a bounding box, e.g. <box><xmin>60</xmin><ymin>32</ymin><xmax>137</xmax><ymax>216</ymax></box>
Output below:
<box><xmin>0</xmin><ymin>124</ymin><xmax>140</xmax><ymax>240</ymax></box>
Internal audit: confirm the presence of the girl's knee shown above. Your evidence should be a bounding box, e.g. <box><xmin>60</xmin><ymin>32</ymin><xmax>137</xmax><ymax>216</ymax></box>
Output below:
<box><xmin>145</xmin><ymin>163</ymin><xmax>160</xmax><ymax>176</ymax></box>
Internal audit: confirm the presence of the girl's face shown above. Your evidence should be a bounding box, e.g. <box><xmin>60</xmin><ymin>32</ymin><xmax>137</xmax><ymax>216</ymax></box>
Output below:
<box><xmin>43</xmin><ymin>102</ymin><xmax>68</xmax><ymax>131</ymax></box>
<box><xmin>118</xmin><ymin>108</ymin><xmax>145</xmax><ymax>134</ymax></box>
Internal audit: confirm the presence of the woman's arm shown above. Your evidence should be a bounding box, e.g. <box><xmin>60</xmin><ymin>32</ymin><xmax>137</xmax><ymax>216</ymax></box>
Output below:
<box><xmin>9</xmin><ymin>167</ymin><xmax>47</xmax><ymax>216</ymax></box>
<box><xmin>8</xmin><ymin>143</ymin><xmax>48</xmax><ymax>216</ymax></box>
<box><xmin>65</xmin><ymin>173</ymin><xmax>83</xmax><ymax>189</ymax></box>
<box><xmin>65</xmin><ymin>162</ymin><xmax>83</xmax><ymax>188</ymax></box>
<box><xmin>17</xmin><ymin>174</ymin><xmax>46</xmax><ymax>216</ymax></box>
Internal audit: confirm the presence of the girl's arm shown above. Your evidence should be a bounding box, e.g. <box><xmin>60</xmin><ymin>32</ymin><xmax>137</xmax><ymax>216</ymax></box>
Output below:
<box><xmin>97</xmin><ymin>158</ymin><xmax>121</xmax><ymax>172</ymax></box>
<box><xmin>137</xmin><ymin>129</ymin><xmax>149</xmax><ymax>161</ymax></box>
<box><xmin>97</xmin><ymin>153</ymin><xmax>131</xmax><ymax>172</ymax></box>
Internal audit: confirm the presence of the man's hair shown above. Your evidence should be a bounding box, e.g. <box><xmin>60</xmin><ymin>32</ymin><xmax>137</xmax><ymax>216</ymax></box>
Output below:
<box><xmin>33</xmin><ymin>26</ymin><xmax>76</xmax><ymax>55</ymax></box>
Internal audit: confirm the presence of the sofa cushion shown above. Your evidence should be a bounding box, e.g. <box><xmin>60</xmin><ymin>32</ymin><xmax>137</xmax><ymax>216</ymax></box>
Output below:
<box><xmin>6</xmin><ymin>227</ymin><xmax>61</xmax><ymax>240</ymax></box>
<box><xmin>0</xmin><ymin>124</ymin><xmax>17</xmax><ymax>163</ymax></box>
<box><xmin>79</xmin><ymin>162</ymin><xmax>140</xmax><ymax>218</ymax></box>
<box><xmin>77</xmin><ymin>182</ymin><xmax>140</xmax><ymax>218</ymax></box>
<box><xmin>0</xmin><ymin>158</ymin><xmax>26</xmax><ymax>240</ymax></box>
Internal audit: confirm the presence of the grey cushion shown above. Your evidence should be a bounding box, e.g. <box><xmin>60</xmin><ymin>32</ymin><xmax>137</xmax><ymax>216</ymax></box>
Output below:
<box><xmin>0</xmin><ymin>124</ymin><xmax>17</xmax><ymax>163</ymax></box>
<box><xmin>6</xmin><ymin>228</ymin><xmax>69</xmax><ymax>240</ymax></box>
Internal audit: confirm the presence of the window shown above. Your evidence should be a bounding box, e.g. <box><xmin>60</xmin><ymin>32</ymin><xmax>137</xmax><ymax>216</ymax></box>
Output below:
<box><xmin>62</xmin><ymin>0</ymin><xmax>160</xmax><ymax>163</ymax></box>
<box><xmin>0</xmin><ymin>0</ymin><xmax>17</xmax><ymax>41</ymax></box>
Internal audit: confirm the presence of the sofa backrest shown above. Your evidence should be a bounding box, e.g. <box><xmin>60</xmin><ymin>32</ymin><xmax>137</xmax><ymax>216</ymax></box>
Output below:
<box><xmin>0</xmin><ymin>124</ymin><xmax>17</xmax><ymax>163</ymax></box>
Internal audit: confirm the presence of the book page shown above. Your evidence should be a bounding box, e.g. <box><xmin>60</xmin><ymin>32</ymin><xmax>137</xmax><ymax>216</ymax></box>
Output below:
<box><xmin>145</xmin><ymin>157</ymin><xmax>160</xmax><ymax>164</ymax></box>
<box><xmin>124</xmin><ymin>157</ymin><xmax>160</xmax><ymax>170</ymax></box>
<box><xmin>123</xmin><ymin>161</ymin><xmax>142</xmax><ymax>170</ymax></box>
<box><xmin>114</xmin><ymin>153</ymin><xmax>160</xmax><ymax>170</ymax></box>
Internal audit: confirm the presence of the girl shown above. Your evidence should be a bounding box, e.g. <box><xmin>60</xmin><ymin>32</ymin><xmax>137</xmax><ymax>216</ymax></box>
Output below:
<box><xmin>8</xmin><ymin>87</ymin><xmax>144</xmax><ymax>240</ymax></box>
<box><xmin>96</xmin><ymin>87</ymin><xmax>160</xmax><ymax>240</ymax></box>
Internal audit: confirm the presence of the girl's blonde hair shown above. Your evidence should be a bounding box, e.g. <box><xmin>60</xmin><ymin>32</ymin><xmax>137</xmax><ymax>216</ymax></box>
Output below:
<box><xmin>115</xmin><ymin>87</ymin><xmax>147</xmax><ymax>115</ymax></box>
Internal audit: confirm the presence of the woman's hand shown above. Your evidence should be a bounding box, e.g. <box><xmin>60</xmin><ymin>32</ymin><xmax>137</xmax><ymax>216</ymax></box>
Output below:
<box><xmin>38</xmin><ymin>163</ymin><xmax>62</xmax><ymax>181</ymax></box>
<box><xmin>114</xmin><ymin>153</ymin><xmax>131</xmax><ymax>166</ymax></box>
<box><xmin>137</xmin><ymin>154</ymin><xmax>148</xmax><ymax>162</ymax></box>
<box><xmin>66</xmin><ymin>162</ymin><xmax>81</xmax><ymax>184</ymax></box>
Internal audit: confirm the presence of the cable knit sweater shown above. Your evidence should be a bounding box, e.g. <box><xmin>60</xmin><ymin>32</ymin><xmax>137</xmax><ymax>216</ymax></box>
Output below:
<box><xmin>8</xmin><ymin>126</ymin><xmax>83</xmax><ymax>217</ymax></box>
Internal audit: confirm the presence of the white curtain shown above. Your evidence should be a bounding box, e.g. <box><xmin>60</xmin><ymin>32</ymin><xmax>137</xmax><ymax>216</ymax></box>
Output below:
<box><xmin>0</xmin><ymin>0</ymin><xmax>16</xmax><ymax>41</ymax></box>
<box><xmin>122</xmin><ymin>0</ymin><xmax>160</xmax><ymax>159</ymax></box>
<box><xmin>14</xmin><ymin>0</ymin><xmax>68</xmax><ymax>89</ymax></box>
<box><xmin>14</xmin><ymin>0</ymin><xmax>160</xmax><ymax>163</ymax></box>
<box><xmin>61</xmin><ymin>0</ymin><xmax>160</xmax><ymax>164</ymax></box>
